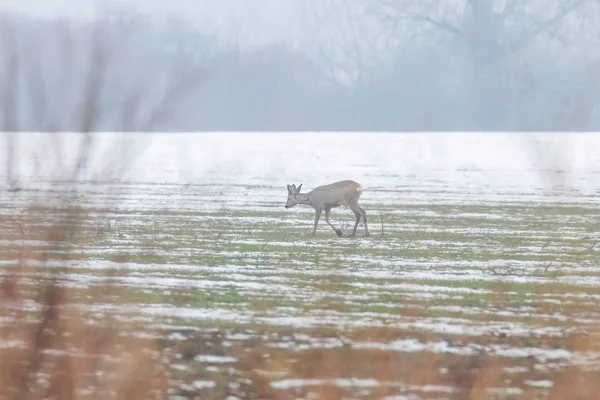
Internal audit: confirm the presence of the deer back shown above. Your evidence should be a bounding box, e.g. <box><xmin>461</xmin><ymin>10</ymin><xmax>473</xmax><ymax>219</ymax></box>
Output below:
<box><xmin>310</xmin><ymin>180</ymin><xmax>362</xmax><ymax>207</ymax></box>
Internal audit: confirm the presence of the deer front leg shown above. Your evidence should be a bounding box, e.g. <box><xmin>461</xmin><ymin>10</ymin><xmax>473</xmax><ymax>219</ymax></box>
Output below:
<box><xmin>325</xmin><ymin>207</ymin><xmax>343</xmax><ymax>237</ymax></box>
<box><xmin>313</xmin><ymin>209</ymin><xmax>322</xmax><ymax>235</ymax></box>
<box><xmin>350</xmin><ymin>205</ymin><xmax>361</xmax><ymax>237</ymax></box>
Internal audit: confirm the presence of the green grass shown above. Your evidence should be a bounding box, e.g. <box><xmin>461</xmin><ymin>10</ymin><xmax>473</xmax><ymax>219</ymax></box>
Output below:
<box><xmin>4</xmin><ymin>194</ymin><xmax>600</xmax><ymax>351</ymax></box>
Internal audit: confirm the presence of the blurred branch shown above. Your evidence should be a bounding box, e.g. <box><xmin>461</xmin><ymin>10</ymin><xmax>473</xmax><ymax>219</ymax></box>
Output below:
<box><xmin>42</xmin><ymin>21</ymin><xmax>76</xmax><ymax>131</ymax></box>
<box><xmin>300</xmin><ymin>2</ymin><xmax>342</xmax><ymax>84</ymax></box>
<box><xmin>139</xmin><ymin>62</ymin><xmax>206</xmax><ymax>131</ymax></box>
<box><xmin>508</xmin><ymin>0</ymin><xmax>591</xmax><ymax>53</ymax></box>
<box><xmin>403</xmin><ymin>10</ymin><xmax>464</xmax><ymax>40</ymax></box>
<box><xmin>0</xmin><ymin>18</ymin><xmax>18</xmax><ymax>187</ymax></box>
<box><xmin>375</xmin><ymin>0</ymin><xmax>591</xmax><ymax>50</ymax></box>
<box><xmin>373</xmin><ymin>0</ymin><xmax>465</xmax><ymax>45</ymax></box>
<box><xmin>28</xmin><ymin>49</ymin><xmax>49</xmax><ymax>130</ymax></box>
<box><xmin>0</xmin><ymin>17</ymin><xmax>19</xmax><ymax>132</ymax></box>
<box><xmin>69</xmin><ymin>23</ymin><xmax>114</xmax><ymax>182</ymax></box>
<box><xmin>341</xmin><ymin>1</ymin><xmax>365</xmax><ymax>88</ymax></box>
<box><xmin>79</xmin><ymin>23</ymin><xmax>111</xmax><ymax>133</ymax></box>
<box><xmin>301</xmin><ymin>0</ymin><xmax>384</xmax><ymax>89</ymax></box>
<box><xmin>119</xmin><ymin>89</ymin><xmax>143</xmax><ymax>131</ymax></box>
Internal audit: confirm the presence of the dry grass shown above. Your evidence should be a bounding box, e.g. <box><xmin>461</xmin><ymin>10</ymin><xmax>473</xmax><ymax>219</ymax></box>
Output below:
<box><xmin>161</xmin><ymin>321</ymin><xmax>600</xmax><ymax>399</ymax></box>
<box><xmin>211</xmin><ymin>284</ymin><xmax>600</xmax><ymax>400</ymax></box>
<box><xmin>0</xmin><ymin>204</ymin><xmax>168</xmax><ymax>400</ymax></box>
<box><xmin>0</xmin><ymin>11</ymin><xmax>204</xmax><ymax>399</ymax></box>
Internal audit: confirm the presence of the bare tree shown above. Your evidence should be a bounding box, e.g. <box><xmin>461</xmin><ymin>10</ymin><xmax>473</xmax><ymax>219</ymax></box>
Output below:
<box><xmin>371</xmin><ymin>0</ymin><xmax>600</xmax><ymax>129</ymax></box>
<box><xmin>299</xmin><ymin>0</ymin><xmax>394</xmax><ymax>90</ymax></box>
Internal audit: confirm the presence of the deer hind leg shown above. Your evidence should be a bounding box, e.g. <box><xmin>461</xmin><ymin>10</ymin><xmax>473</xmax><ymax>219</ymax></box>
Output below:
<box><xmin>358</xmin><ymin>205</ymin><xmax>369</xmax><ymax>236</ymax></box>
<box><xmin>325</xmin><ymin>207</ymin><xmax>343</xmax><ymax>237</ymax></box>
<box><xmin>313</xmin><ymin>209</ymin><xmax>322</xmax><ymax>236</ymax></box>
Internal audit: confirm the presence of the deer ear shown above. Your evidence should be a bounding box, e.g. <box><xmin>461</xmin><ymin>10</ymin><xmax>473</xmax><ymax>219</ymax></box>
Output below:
<box><xmin>287</xmin><ymin>184</ymin><xmax>292</xmax><ymax>193</ymax></box>
<box><xmin>296</xmin><ymin>184</ymin><xmax>302</xmax><ymax>193</ymax></box>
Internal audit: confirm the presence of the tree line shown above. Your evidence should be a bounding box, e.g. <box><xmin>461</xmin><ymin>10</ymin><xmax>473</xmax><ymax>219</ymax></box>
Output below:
<box><xmin>1</xmin><ymin>1</ymin><xmax>599</xmax><ymax>132</ymax></box>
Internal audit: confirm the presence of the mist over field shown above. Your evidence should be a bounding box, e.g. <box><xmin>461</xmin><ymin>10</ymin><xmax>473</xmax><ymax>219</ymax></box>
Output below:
<box><xmin>1</xmin><ymin>0</ymin><xmax>600</xmax><ymax>132</ymax></box>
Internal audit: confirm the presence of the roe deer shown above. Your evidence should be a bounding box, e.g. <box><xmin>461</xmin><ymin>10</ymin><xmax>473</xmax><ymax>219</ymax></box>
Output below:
<box><xmin>285</xmin><ymin>180</ymin><xmax>369</xmax><ymax>237</ymax></box>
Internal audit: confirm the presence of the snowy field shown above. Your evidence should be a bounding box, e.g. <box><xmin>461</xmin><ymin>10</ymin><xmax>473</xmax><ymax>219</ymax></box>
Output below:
<box><xmin>1</xmin><ymin>132</ymin><xmax>600</xmax><ymax>398</ymax></box>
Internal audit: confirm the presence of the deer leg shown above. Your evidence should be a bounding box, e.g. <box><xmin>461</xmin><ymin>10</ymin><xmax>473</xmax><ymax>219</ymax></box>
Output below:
<box><xmin>325</xmin><ymin>207</ymin><xmax>343</xmax><ymax>237</ymax></box>
<box><xmin>350</xmin><ymin>205</ymin><xmax>361</xmax><ymax>237</ymax></box>
<box><xmin>313</xmin><ymin>209</ymin><xmax>322</xmax><ymax>235</ymax></box>
<box><xmin>358</xmin><ymin>205</ymin><xmax>369</xmax><ymax>236</ymax></box>
<box><xmin>348</xmin><ymin>199</ymin><xmax>361</xmax><ymax>237</ymax></box>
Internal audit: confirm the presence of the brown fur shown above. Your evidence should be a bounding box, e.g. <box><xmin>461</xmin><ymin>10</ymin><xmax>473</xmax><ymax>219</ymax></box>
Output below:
<box><xmin>285</xmin><ymin>180</ymin><xmax>369</xmax><ymax>237</ymax></box>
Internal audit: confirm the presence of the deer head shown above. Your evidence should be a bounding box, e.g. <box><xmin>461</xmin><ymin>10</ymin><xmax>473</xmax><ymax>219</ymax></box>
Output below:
<box><xmin>285</xmin><ymin>183</ymin><xmax>302</xmax><ymax>208</ymax></box>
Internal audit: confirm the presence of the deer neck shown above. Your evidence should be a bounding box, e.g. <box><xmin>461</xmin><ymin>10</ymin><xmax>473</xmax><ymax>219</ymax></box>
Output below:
<box><xmin>297</xmin><ymin>193</ymin><xmax>311</xmax><ymax>206</ymax></box>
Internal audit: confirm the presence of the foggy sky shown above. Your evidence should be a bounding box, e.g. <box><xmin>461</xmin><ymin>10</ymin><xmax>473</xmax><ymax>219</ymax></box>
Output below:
<box><xmin>0</xmin><ymin>0</ymin><xmax>306</xmax><ymax>47</ymax></box>
<box><xmin>1</xmin><ymin>0</ymin><xmax>599</xmax><ymax>131</ymax></box>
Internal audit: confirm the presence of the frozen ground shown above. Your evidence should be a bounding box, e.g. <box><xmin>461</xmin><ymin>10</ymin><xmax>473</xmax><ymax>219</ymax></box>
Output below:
<box><xmin>1</xmin><ymin>132</ymin><xmax>600</xmax><ymax>398</ymax></box>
